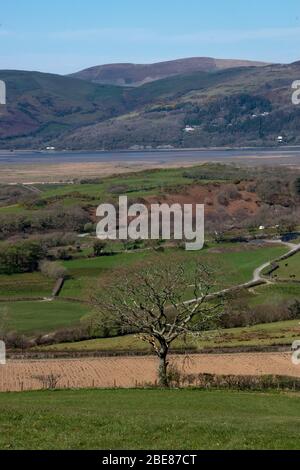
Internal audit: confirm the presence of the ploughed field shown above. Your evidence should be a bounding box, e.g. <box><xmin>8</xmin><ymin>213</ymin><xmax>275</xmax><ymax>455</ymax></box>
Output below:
<box><xmin>1</xmin><ymin>353</ymin><xmax>299</xmax><ymax>392</ymax></box>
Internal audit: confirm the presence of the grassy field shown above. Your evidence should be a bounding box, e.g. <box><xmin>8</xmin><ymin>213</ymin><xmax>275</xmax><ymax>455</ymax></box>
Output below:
<box><xmin>3</xmin><ymin>279</ymin><xmax>297</xmax><ymax>341</ymax></box>
<box><xmin>0</xmin><ymin>204</ymin><xmax>27</xmax><ymax>214</ymax></box>
<box><xmin>0</xmin><ymin>300</ymin><xmax>91</xmax><ymax>335</ymax></box>
<box><xmin>273</xmin><ymin>253</ymin><xmax>300</xmax><ymax>281</ymax></box>
<box><xmin>60</xmin><ymin>244</ymin><xmax>287</xmax><ymax>300</ymax></box>
<box><xmin>0</xmin><ymin>244</ymin><xmax>289</xmax><ymax>335</ymax></box>
<box><xmin>0</xmin><ymin>272</ymin><xmax>53</xmax><ymax>299</ymax></box>
<box><xmin>0</xmin><ymin>389</ymin><xmax>300</xmax><ymax>449</ymax></box>
<box><xmin>43</xmin><ymin>315</ymin><xmax>300</xmax><ymax>352</ymax></box>
<box><xmin>248</xmin><ymin>283</ymin><xmax>300</xmax><ymax>306</ymax></box>
<box><xmin>39</xmin><ymin>168</ymin><xmax>195</xmax><ymax>199</ymax></box>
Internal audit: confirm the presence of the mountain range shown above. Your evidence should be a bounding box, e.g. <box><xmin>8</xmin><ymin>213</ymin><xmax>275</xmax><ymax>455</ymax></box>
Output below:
<box><xmin>0</xmin><ymin>57</ymin><xmax>300</xmax><ymax>150</ymax></box>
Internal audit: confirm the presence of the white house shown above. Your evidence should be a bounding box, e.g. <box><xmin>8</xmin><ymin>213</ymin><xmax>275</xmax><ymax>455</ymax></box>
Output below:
<box><xmin>184</xmin><ymin>125</ymin><xmax>195</xmax><ymax>133</ymax></box>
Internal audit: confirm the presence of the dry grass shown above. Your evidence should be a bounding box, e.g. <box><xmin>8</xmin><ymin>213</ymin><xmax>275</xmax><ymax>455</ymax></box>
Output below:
<box><xmin>0</xmin><ymin>161</ymin><xmax>199</xmax><ymax>184</ymax></box>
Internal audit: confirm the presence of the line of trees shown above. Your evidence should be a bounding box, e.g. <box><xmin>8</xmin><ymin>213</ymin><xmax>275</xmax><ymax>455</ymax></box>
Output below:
<box><xmin>0</xmin><ymin>241</ymin><xmax>46</xmax><ymax>274</ymax></box>
<box><xmin>0</xmin><ymin>205</ymin><xmax>89</xmax><ymax>239</ymax></box>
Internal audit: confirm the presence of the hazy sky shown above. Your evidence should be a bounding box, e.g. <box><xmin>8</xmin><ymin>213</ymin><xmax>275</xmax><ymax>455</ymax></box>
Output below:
<box><xmin>1</xmin><ymin>0</ymin><xmax>300</xmax><ymax>74</ymax></box>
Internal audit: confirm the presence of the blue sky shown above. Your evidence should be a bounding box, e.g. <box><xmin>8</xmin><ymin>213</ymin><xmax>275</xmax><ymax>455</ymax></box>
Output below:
<box><xmin>1</xmin><ymin>0</ymin><xmax>300</xmax><ymax>74</ymax></box>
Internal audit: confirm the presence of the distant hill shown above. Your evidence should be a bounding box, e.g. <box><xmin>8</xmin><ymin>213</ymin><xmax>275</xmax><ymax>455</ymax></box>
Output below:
<box><xmin>1</xmin><ymin>60</ymin><xmax>300</xmax><ymax>150</ymax></box>
<box><xmin>0</xmin><ymin>70</ymin><xmax>125</xmax><ymax>144</ymax></box>
<box><xmin>59</xmin><ymin>62</ymin><xmax>300</xmax><ymax>150</ymax></box>
<box><xmin>69</xmin><ymin>57</ymin><xmax>268</xmax><ymax>87</ymax></box>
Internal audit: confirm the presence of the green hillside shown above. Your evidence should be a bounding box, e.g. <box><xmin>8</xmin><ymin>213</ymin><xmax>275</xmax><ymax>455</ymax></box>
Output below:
<box><xmin>0</xmin><ymin>70</ymin><xmax>125</xmax><ymax>144</ymax></box>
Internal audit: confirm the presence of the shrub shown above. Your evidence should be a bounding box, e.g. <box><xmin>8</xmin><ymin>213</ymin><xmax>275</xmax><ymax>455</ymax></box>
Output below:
<box><xmin>168</xmin><ymin>371</ymin><xmax>300</xmax><ymax>391</ymax></box>
<box><xmin>93</xmin><ymin>240</ymin><xmax>107</xmax><ymax>257</ymax></box>
<box><xmin>32</xmin><ymin>373</ymin><xmax>61</xmax><ymax>390</ymax></box>
<box><xmin>220</xmin><ymin>300</ymin><xmax>296</xmax><ymax>329</ymax></box>
<box><xmin>84</xmin><ymin>223</ymin><xmax>94</xmax><ymax>233</ymax></box>
<box><xmin>39</xmin><ymin>260</ymin><xmax>68</xmax><ymax>280</ymax></box>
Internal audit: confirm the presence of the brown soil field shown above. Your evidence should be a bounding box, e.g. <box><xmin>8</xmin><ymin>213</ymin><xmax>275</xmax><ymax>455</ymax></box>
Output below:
<box><xmin>0</xmin><ymin>352</ymin><xmax>299</xmax><ymax>392</ymax></box>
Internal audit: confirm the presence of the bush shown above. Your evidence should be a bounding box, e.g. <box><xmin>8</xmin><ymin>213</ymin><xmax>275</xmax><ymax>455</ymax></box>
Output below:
<box><xmin>219</xmin><ymin>299</ymin><xmax>298</xmax><ymax>329</ymax></box>
<box><xmin>217</xmin><ymin>191</ymin><xmax>229</xmax><ymax>206</ymax></box>
<box><xmin>2</xmin><ymin>332</ymin><xmax>33</xmax><ymax>350</ymax></box>
<box><xmin>289</xmin><ymin>300</ymin><xmax>300</xmax><ymax>319</ymax></box>
<box><xmin>168</xmin><ymin>370</ymin><xmax>300</xmax><ymax>391</ymax></box>
<box><xmin>93</xmin><ymin>240</ymin><xmax>107</xmax><ymax>257</ymax></box>
<box><xmin>84</xmin><ymin>223</ymin><xmax>94</xmax><ymax>233</ymax></box>
<box><xmin>39</xmin><ymin>260</ymin><xmax>68</xmax><ymax>280</ymax></box>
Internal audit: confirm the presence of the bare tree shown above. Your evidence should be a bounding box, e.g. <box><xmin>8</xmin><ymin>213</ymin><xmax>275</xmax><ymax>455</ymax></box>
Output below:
<box><xmin>92</xmin><ymin>262</ymin><xmax>222</xmax><ymax>387</ymax></box>
<box><xmin>33</xmin><ymin>373</ymin><xmax>61</xmax><ymax>390</ymax></box>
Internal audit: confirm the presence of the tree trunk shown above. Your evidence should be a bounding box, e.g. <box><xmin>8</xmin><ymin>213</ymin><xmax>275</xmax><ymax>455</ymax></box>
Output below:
<box><xmin>158</xmin><ymin>346</ymin><xmax>169</xmax><ymax>388</ymax></box>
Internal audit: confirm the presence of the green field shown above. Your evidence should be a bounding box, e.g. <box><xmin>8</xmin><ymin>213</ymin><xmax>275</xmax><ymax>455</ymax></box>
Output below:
<box><xmin>248</xmin><ymin>283</ymin><xmax>300</xmax><ymax>306</ymax></box>
<box><xmin>0</xmin><ymin>389</ymin><xmax>300</xmax><ymax>449</ymax></box>
<box><xmin>39</xmin><ymin>168</ymin><xmax>195</xmax><ymax>199</ymax></box>
<box><xmin>0</xmin><ymin>300</ymin><xmax>91</xmax><ymax>335</ymax></box>
<box><xmin>0</xmin><ymin>204</ymin><xmax>26</xmax><ymax>214</ymax></box>
<box><xmin>0</xmin><ymin>244</ymin><xmax>289</xmax><ymax>335</ymax></box>
<box><xmin>43</xmin><ymin>316</ymin><xmax>300</xmax><ymax>353</ymax></box>
<box><xmin>273</xmin><ymin>253</ymin><xmax>300</xmax><ymax>281</ymax></box>
<box><xmin>60</xmin><ymin>245</ymin><xmax>287</xmax><ymax>300</ymax></box>
<box><xmin>0</xmin><ymin>272</ymin><xmax>53</xmax><ymax>299</ymax></box>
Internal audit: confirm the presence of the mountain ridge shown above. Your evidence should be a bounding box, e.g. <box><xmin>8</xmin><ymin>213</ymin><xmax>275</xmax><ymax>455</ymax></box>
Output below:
<box><xmin>69</xmin><ymin>57</ymin><xmax>269</xmax><ymax>87</ymax></box>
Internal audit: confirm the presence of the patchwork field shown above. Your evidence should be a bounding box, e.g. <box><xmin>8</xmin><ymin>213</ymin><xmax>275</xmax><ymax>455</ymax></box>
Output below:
<box><xmin>60</xmin><ymin>244</ymin><xmax>287</xmax><ymax>300</ymax></box>
<box><xmin>0</xmin><ymin>242</ymin><xmax>292</xmax><ymax>338</ymax></box>
<box><xmin>0</xmin><ymin>243</ymin><xmax>288</xmax><ymax>337</ymax></box>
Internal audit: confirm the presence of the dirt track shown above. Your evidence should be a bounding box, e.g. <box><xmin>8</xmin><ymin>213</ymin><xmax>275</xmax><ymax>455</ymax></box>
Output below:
<box><xmin>0</xmin><ymin>352</ymin><xmax>299</xmax><ymax>392</ymax></box>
